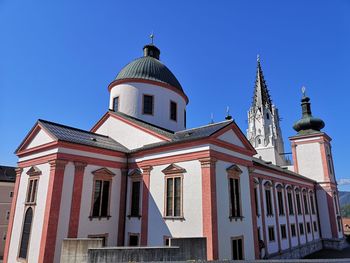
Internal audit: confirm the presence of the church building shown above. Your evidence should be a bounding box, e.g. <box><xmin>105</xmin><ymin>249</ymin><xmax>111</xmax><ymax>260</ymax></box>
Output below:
<box><xmin>4</xmin><ymin>42</ymin><xmax>344</xmax><ymax>263</ymax></box>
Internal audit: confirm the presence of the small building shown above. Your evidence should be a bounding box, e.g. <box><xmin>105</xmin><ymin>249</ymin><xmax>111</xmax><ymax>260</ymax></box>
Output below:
<box><xmin>0</xmin><ymin>165</ymin><xmax>16</xmax><ymax>259</ymax></box>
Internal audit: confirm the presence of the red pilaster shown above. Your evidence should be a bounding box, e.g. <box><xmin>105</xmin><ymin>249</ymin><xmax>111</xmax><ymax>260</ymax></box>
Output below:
<box><xmin>68</xmin><ymin>161</ymin><xmax>87</xmax><ymax>238</ymax></box>
<box><xmin>199</xmin><ymin>157</ymin><xmax>218</xmax><ymax>260</ymax></box>
<box><xmin>117</xmin><ymin>168</ymin><xmax>128</xmax><ymax>246</ymax></box>
<box><xmin>140</xmin><ymin>165</ymin><xmax>152</xmax><ymax>245</ymax></box>
<box><xmin>39</xmin><ymin>159</ymin><xmax>67</xmax><ymax>263</ymax></box>
<box><xmin>283</xmin><ymin>185</ymin><xmax>292</xmax><ymax>249</ymax></box>
<box><xmin>272</xmin><ymin>181</ymin><xmax>281</xmax><ymax>252</ymax></box>
<box><xmin>258</xmin><ymin>178</ymin><xmax>268</xmax><ymax>256</ymax></box>
<box><xmin>3</xmin><ymin>168</ymin><xmax>22</xmax><ymax>263</ymax></box>
<box><xmin>248</xmin><ymin>169</ymin><xmax>259</xmax><ymax>259</ymax></box>
<box><xmin>293</xmin><ymin>189</ymin><xmax>301</xmax><ymax>246</ymax></box>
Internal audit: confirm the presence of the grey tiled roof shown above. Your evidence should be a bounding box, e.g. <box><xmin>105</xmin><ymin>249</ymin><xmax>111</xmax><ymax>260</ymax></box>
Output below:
<box><xmin>0</xmin><ymin>165</ymin><xmax>16</xmax><ymax>182</ymax></box>
<box><xmin>39</xmin><ymin>119</ymin><xmax>129</xmax><ymax>152</ymax></box>
<box><xmin>109</xmin><ymin>111</ymin><xmax>175</xmax><ymax>139</ymax></box>
<box><xmin>252</xmin><ymin>157</ymin><xmax>316</xmax><ymax>183</ymax></box>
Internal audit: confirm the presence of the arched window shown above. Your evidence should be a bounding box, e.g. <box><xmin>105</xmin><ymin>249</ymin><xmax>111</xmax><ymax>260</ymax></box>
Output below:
<box><xmin>266</xmin><ymin>113</ymin><xmax>270</xmax><ymax>119</ymax></box>
<box><xmin>19</xmin><ymin>207</ymin><xmax>33</xmax><ymax>259</ymax></box>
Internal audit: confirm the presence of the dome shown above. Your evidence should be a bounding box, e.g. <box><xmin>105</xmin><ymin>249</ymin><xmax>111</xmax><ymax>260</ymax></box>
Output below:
<box><xmin>293</xmin><ymin>95</ymin><xmax>325</xmax><ymax>135</ymax></box>
<box><xmin>115</xmin><ymin>44</ymin><xmax>184</xmax><ymax>92</ymax></box>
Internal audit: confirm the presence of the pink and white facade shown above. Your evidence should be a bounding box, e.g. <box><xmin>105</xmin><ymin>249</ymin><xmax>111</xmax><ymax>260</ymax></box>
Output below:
<box><xmin>4</xmin><ymin>44</ymin><xmax>344</xmax><ymax>263</ymax></box>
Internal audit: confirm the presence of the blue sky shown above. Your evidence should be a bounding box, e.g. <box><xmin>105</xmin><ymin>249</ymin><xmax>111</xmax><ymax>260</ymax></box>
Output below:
<box><xmin>1</xmin><ymin>1</ymin><xmax>349</xmax><ymax>189</ymax></box>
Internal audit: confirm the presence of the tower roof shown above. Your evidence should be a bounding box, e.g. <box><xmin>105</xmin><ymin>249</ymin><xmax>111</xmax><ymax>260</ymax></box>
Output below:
<box><xmin>293</xmin><ymin>88</ymin><xmax>325</xmax><ymax>135</ymax></box>
<box><xmin>115</xmin><ymin>44</ymin><xmax>184</xmax><ymax>92</ymax></box>
<box><xmin>252</xmin><ymin>56</ymin><xmax>272</xmax><ymax>112</ymax></box>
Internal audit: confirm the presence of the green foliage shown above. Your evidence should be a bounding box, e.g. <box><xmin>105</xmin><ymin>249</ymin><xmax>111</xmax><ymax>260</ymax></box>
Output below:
<box><xmin>341</xmin><ymin>204</ymin><xmax>350</xmax><ymax>217</ymax></box>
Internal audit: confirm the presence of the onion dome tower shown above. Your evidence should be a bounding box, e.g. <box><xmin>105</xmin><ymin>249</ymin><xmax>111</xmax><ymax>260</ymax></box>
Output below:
<box><xmin>293</xmin><ymin>87</ymin><xmax>325</xmax><ymax>135</ymax></box>
<box><xmin>108</xmin><ymin>39</ymin><xmax>188</xmax><ymax>132</ymax></box>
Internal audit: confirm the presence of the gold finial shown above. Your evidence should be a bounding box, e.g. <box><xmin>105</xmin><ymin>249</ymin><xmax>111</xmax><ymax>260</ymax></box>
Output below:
<box><xmin>301</xmin><ymin>86</ymin><xmax>306</xmax><ymax>97</ymax></box>
<box><xmin>150</xmin><ymin>33</ymin><xmax>154</xmax><ymax>44</ymax></box>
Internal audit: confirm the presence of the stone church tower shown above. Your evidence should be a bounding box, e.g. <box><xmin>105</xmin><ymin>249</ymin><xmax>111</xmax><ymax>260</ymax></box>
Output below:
<box><xmin>247</xmin><ymin>56</ymin><xmax>288</xmax><ymax>166</ymax></box>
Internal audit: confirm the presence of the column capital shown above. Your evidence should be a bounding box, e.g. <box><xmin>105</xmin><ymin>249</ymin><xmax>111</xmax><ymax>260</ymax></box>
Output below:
<box><xmin>140</xmin><ymin>165</ymin><xmax>153</xmax><ymax>174</ymax></box>
<box><xmin>49</xmin><ymin>159</ymin><xmax>68</xmax><ymax>170</ymax></box>
<box><xmin>248</xmin><ymin>166</ymin><xmax>255</xmax><ymax>173</ymax></box>
<box><xmin>15</xmin><ymin>167</ymin><xmax>23</xmax><ymax>177</ymax></box>
<box><xmin>199</xmin><ymin>157</ymin><xmax>217</xmax><ymax>168</ymax></box>
<box><xmin>74</xmin><ymin>161</ymin><xmax>87</xmax><ymax>171</ymax></box>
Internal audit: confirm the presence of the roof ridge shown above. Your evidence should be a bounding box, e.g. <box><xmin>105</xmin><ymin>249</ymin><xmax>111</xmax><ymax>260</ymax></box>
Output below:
<box><xmin>38</xmin><ymin>119</ymin><xmax>111</xmax><ymax>138</ymax></box>
<box><xmin>176</xmin><ymin>120</ymin><xmax>232</xmax><ymax>133</ymax></box>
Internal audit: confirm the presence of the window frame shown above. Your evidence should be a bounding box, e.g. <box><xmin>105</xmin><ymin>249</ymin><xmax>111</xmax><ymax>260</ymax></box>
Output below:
<box><xmin>17</xmin><ymin>207</ymin><xmax>34</xmax><ymax>260</ymax></box>
<box><xmin>291</xmin><ymin>224</ymin><xmax>296</xmax><ymax>237</ymax></box>
<box><xmin>231</xmin><ymin>235</ymin><xmax>244</xmax><ymax>260</ymax></box>
<box><xmin>295</xmin><ymin>190</ymin><xmax>302</xmax><ymax>215</ymax></box>
<box><xmin>142</xmin><ymin>94</ymin><xmax>154</xmax><ymax>115</ymax></box>
<box><xmin>276</xmin><ymin>185</ymin><xmax>284</xmax><ymax>216</ymax></box>
<box><xmin>280</xmin><ymin>224</ymin><xmax>287</xmax><ymax>239</ymax></box>
<box><xmin>128</xmin><ymin>170</ymin><xmax>142</xmax><ymax>218</ymax></box>
<box><xmin>113</xmin><ymin>96</ymin><xmax>119</xmax><ymax>112</ymax></box>
<box><xmin>128</xmin><ymin>232</ymin><xmax>140</xmax><ymax>247</ymax></box>
<box><xmin>89</xmin><ymin>168</ymin><xmax>115</xmax><ymax>220</ymax></box>
<box><xmin>264</xmin><ymin>182</ymin><xmax>273</xmax><ymax>216</ymax></box>
<box><xmin>287</xmin><ymin>188</ymin><xmax>294</xmax><ymax>215</ymax></box>
<box><xmin>227</xmin><ymin>165</ymin><xmax>243</xmax><ymax>220</ymax></box>
<box><xmin>299</xmin><ymin>223</ymin><xmax>304</xmax><ymax>235</ymax></box>
<box><xmin>169</xmin><ymin>100</ymin><xmax>177</xmax><ymax>122</ymax></box>
<box><xmin>88</xmin><ymin>233</ymin><xmax>109</xmax><ymax>247</ymax></box>
<box><xmin>313</xmin><ymin>221</ymin><xmax>318</xmax><ymax>232</ymax></box>
<box><xmin>268</xmin><ymin>226</ymin><xmax>275</xmax><ymax>242</ymax></box>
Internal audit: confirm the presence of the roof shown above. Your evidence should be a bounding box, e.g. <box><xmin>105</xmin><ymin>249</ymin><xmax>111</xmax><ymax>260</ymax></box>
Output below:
<box><xmin>252</xmin><ymin>157</ymin><xmax>316</xmax><ymax>183</ymax></box>
<box><xmin>115</xmin><ymin>45</ymin><xmax>183</xmax><ymax>92</ymax></box>
<box><xmin>38</xmin><ymin>119</ymin><xmax>129</xmax><ymax>152</ymax></box>
<box><xmin>130</xmin><ymin>120</ymin><xmax>233</xmax><ymax>152</ymax></box>
<box><xmin>0</xmin><ymin>165</ymin><xmax>16</xmax><ymax>183</ymax></box>
<box><xmin>252</xmin><ymin>58</ymin><xmax>273</xmax><ymax>111</ymax></box>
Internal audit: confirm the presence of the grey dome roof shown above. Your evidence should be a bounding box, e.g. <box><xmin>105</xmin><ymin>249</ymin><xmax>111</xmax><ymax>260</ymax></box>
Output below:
<box><xmin>115</xmin><ymin>45</ymin><xmax>183</xmax><ymax>92</ymax></box>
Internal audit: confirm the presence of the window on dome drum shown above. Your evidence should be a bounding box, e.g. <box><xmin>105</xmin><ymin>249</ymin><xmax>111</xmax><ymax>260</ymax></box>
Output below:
<box><xmin>287</xmin><ymin>192</ymin><xmax>294</xmax><ymax>215</ymax></box>
<box><xmin>130</xmin><ymin>181</ymin><xmax>141</xmax><ymax>217</ymax></box>
<box><xmin>18</xmin><ymin>207</ymin><xmax>33</xmax><ymax>259</ymax></box>
<box><xmin>231</xmin><ymin>236</ymin><xmax>244</xmax><ymax>260</ymax></box>
<box><xmin>313</xmin><ymin>221</ymin><xmax>318</xmax><ymax>232</ymax></box>
<box><xmin>165</xmin><ymin>176</ymin><xmax>182</xmax><ymax>217</ymax></box>
<box><xmin>281</xmin><ymin>225</ymin><xmax>287</xmax><ymax>239</ymax></box>
<box><xmin>268</xmin><ymin>226</ymin><xmax>275</xmax><ymax>242</ymax></box>
<box><xmin>277</xmin><ymin>190</ymin><xmax>284</xmax><ymax>215</ymax></box>
<box><xmin>229</xmin><ymin>177</ymin><xmax>241</xmax><ymax>218</ymax></box>
<box><xmin>113</xmin><ymin>97</ymin><xmax>119</xmax><ymax>112</ymax></box>
<box><xmin>26</xmin><ymin>178</ymin><xmax>38</xmax><ymax>204</ymax></box>
<box><xmin>92</xmin><ymin>180</ymin><xmax>110</xmax><ymax>218</ymax></box>
<box><xmin>254</xmin><ymin>187</ymin><xmax>259</xmax><ymax>216</ymax></box>
<box><xmin>303</xmin><ymin>194</ymin><xmax>309</xmax><ymax>214</ymax></box>
<box><xmin>296</xmin><ymin>192</ymin><xmax>302</xmax><ymax>215</ymax></box>
<box><xmin>299</xmin><ymin>223</ymin><xmax>304</xmax><ymax>235</ymax></box>
<box><xmin>265</xmin><ymin>189</ymin><xmax>273</xmax><ymax>216</ymax></box>
<box><xmin>291</xmin><ymin>224</ymin><xmax>296</xmax><ymax>237</ymax></box>
<box><xmin>170</xmin><ymin>101</ymin><xmax>177</xmax><ymax>121</ymax></box>
<box><xmin>307</xmin><ymin>222</ymin><xmax>311</xmax><ymax>233</ymax></box>
<box><xmin>184</xmin><ymin>109</ymin><xmax>186</xmax><ymax>128</ymax></box>
<box><xmin>143</xmin><ymin>95</ymin><xmax>154</xmax><ymax>115</ymax></box>
<box><xmin>310</xmin><ymin>195</ymin><xmax>316</xmax><ymax>214</ymax></box>
<box><xmin>128</xmin><ymin>234</ymin><xmax>139</xmax><ymax>246</ymax></box>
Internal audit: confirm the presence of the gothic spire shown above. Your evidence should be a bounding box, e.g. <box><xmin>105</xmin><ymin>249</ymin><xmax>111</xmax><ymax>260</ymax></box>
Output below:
<box><xmin>252</xmin><ymin>55</ymin><xmax>272</xmax><ymax>112</ymax></box>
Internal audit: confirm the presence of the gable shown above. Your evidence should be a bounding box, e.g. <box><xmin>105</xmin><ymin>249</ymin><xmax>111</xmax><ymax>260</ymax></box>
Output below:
<box><xmin>217</xmin><ymin>129</ymin><xmax>244</xmax><ymax>148</ymax></box>
<box><xmin>17</xmin><ymin>124</ymin><xmax>55</xmax><ymax>153</ymax></box>
<box><xmin>92</xmin><ymin>114</ymin><xmax>168</xmax><ymax>150</ymax></box>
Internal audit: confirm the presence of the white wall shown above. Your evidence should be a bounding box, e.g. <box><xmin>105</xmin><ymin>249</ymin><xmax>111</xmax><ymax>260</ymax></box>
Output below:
<box><xmin>109</xmin><ymin>82</ymin><xmax>187</xmax><ymax>132</ymax></box>
<box><xmin>78</xmin><ymin>165</ymin><xmax>121</xmax><ymax>246</ymax></box>
<box><xmin>95</xmin><ymin>114</ymin><xmax>164</xmax><ymax>150</ymax></box>
<box><xmin>146</xmin><ymin>160</ymin><xmax>203</xmax><ymax>245</ymax></box>
<box><xmin>8</xmin><ymin>163</ymin><xmax>50</xmax><ymax>263</ymax></box>
<box><xmin>217</xmin><ymin>129</ymin><xmax>244</xmax><ymax>147</ymax></box>
<box><xmin>216</xmin><ymin>161</ymin><xmax>255</xmax><ymax>260</ymax></box>
<box><xmin>296</xmin><ymin>143</ymin><xmax>324</xmax><ymax>182</ymax></box>
<box><xmin>25</xmin><ymin>128</ymin><xmax>53</xmax><ymax>149</ymax></box>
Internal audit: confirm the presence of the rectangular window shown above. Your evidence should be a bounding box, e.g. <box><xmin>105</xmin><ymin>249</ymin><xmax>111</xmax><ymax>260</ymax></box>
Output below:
<box><xmin>231</xmin><ymin>237</ymin><xmax>244</xmax><ymax>260</ymax></box>
<box><xmin>303</xmin><ymin>194</ymin><xmax>309</xmax><ymax>214</ymax></box>
<box><xmin>257</xmin><ymin>227</ymin><xmax>261</xmax><ymax>241</ymax></box>
<box><xmin>129</xmin><ymin>234</ymin><xmax>139</xmax><ymax>246</ymax></box>
<box><xmin>307</xmin><ymin>222</ymin><xmax>311</xmax><ymax>233</ymax></box>
<box><xmin>296</xmin><ymin>193</ymin><xmax>302</xmax><ymax>215</ymax></box>
<box><xmin>268</xmin><ymin>226</ymin><xmax>275</xmax><ymax>241</ymax></box>
<box><xmin>291</xmin><ymin>224</ymin><xmax>296</xmax><ymax>237</ymax></box>
<box><xmin>184</xmin><ymin>110</ymin><xmax>186</xmax><ymax>128</ymax></box>
<box><xmin>170</xmin><ymin>101</ymin><xmax>177</xmax><ymax>121</ymax></box>
<box><xmin>338</xmin><ymin>217</ymin><xmax>342</xmax><ymax>232</ymax></box>
<box><xmin>334</xmin><ymin>195</ymin><xmax>339</xmax><ymax>215</ymax></box>
<box><xmin>287</xmin><ymin>192</ymin><xmax>294</xmax><ymax>215</ymax></box>
<box><xmin>165</xmin><ymin>177</ymin><xmax>182</xmax><ymax>217</ymax></box>
<box><xmin>26</xmin><ymin>178</ymin><xmax>38</xmax><ymax>204</ymax></box>
<box><xmin>113</xmin><ymin>96</ymin><xmax>119</xmax><ymax>112</ymax></box>
<box><xmin>10</xmin><ymin>191</ymin><xmax>13</xmax><ymax>198</ymax></box>
<box><xmin>130</xmin><ymin>181</ymin><xmax>141</xmax><ymax>217</ymax></box>
<box><xmin>6</xmin><ymin>211</ymin><xmax>10</xmax><ymax>221</ymax></box>
<box><xmin>229</xmin><ymin>178</ymin><xmax>241</xmax><ymax>218</ymax></box>
<box><xmin>299</xmin><ymin>223</ymin><xmax>304</xmax><ymax>235</ymax></box>
<box><xmin>164</xmin><ymin>236</ymin><xmax>171</xmax><ymax>246</ymax></box>
<box><xmin>277</xmin><ymin>190</ymin><xmax>284</xmax><ymax>215</ymax></box>
<box><xmin>265</xmin><ymin>189</ymin><xmax>273</xmax><ymax>216</ymax></box>
<box><xmin>143</xmin><ymin>95</ymin><xmax>154</xmax><ymax>115</ymax></box>
<box><xmin>254</xmin><ymin>187</ymin><xmax>259</xmax><ymax>216</ymax></box>
<box><xmin>313</xmin><ymin>221</ymin><xmax>318</xmax><ymax>232</ymax></box>
<box><xmin>310</xmin><ymin>195</ymin><xmax>316</xmax><ymax>214</ymax></box>
<box><xmin>281</xmin><ymin>225</ymin><xmax>287</xmax><ymax>239</ymax></box>
<box><xmin>92</xmin><ymin>180</ymin><xmax>110</xmax><ymax>217</ymax></box>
